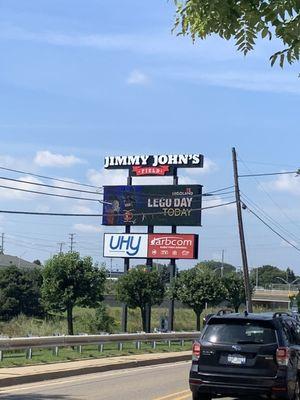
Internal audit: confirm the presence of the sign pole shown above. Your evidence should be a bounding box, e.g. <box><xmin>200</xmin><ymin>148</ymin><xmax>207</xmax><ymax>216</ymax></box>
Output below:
<box><xmin>145</xmin><ymin>225</ymin><xmax>153</xmax><ymax>333</ymax></box>
<box><xmin>168</xmin><ymin>167</ymin><xmax>178</xmax><ymax>331</ymax></box>
<box><xmin>121</xmin><ymin>173</ymin><xmax>132</xmax><ymax>332</ymax></box>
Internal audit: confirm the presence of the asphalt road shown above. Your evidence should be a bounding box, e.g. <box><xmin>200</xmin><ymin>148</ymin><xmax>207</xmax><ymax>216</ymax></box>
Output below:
<box><xmin>0</xmin><ymin>362</ymin><xmax>243</xmax><ymax>400</ymax></box>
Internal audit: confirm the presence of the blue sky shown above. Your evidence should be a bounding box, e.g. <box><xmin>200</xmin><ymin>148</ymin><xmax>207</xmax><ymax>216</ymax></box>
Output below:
<box><xmin>0</xmin><ymin>0</ymin><xmax>299</xmax><ymax>274</ymax></box>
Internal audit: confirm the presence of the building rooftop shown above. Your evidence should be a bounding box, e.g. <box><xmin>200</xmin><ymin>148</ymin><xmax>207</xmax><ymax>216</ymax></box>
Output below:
<box><xmin>0</xmin><ymin>254</ymin><xmax>38</xmax><ymax>269</ymax></box>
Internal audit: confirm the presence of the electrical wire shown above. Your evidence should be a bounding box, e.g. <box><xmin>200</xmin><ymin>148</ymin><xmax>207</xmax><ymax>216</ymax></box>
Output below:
<box><xmin>0</xmin><ymin>179</ymin><xmax>234</xmax><ymax>202</ymax></box>
<box><xmin>236</xmin><ymin>160</ymin><xmax>300</xmax><ymax>169</ymax></box>
<box><xmin>0</xmin><ymin>200</ymin><xmax>236</xmax><ymax>217</ymax></box>
<box><xmin>245</xmin><ymin>205</ymin><xmax>300</xmax><ymax>253</ymax></box>
<box><xmin>238</xmin><ymin>156</ymin><xmax>300</xmax><ymax>234</ymax></box>
<box><xmin>0</xmin><ymin>183</ymin><xmax>110</xmax><ymax>204</ymax></box>
<box><xmin>0</xmin><ymin>165</ymin><xmax>101</xmax><ymax>189</ymax></box>
<box><xmin>239</xmin><ymin>171</ymin><xmax>299</xmax><ymax>178</ymax></box>
<box><xmin>0</xmin><ymin>176</ymin><xmax>102</xmax><ymax>195</ymax></box>
<box><xmin>241</xmin><ymin>192</ymin><xmax>300</xmax><ymax>244</ymax></box>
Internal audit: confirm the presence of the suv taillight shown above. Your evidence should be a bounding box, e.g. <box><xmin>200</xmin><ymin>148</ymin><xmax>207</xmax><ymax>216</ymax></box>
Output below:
<box><xmin>192</xmin><ymin>342</ymin><xmax>201</xmax><ymax>360</ymax></box>
<box><xmin>276</xmin><ymin>347</ymin><xmax>290</xmax><ymax>366</ymax></box>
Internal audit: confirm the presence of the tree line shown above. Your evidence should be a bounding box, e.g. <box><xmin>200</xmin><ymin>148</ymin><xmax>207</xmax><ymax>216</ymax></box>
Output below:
<box><xmin>0</xmin><ymin>254</ymin><xmax>297</xmax><ymax>334</ymax></box>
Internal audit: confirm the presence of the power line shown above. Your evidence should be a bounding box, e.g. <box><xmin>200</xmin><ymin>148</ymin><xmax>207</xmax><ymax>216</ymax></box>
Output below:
<box><xmin>0</xmin><ymin>165</ymin><xmax>101</xmax><ymax>189</ymax></box>
<box><xmin>241</xmin><ymin>192</ymin><xmax>300</xmax><ymax>244</ymax></box>
<box><xmin>203</xmin><ymin>190</ymin><xmax>235</xmax><ymax>197</ymax></box>
<box><xmin>204</xmin><ymin>185</ymin><xmax>235</xmax><ymax>194</ymax></box>
<box><xmin>236</xmin><ymin>160</ymin><xmax>300</xmax><ymax>169</ymax></box>
<box><xmin>0</xmin><ymin>200</ymin><xmax>236</xmax><ymax>217</ymax></box>
<box><xmin>238</xmin><ymin>156</ymin><xmax>300</xmax><ymax>235</ymax></box>
<box><xmin>246</xmin><ymin>205</ymin><xmax>300</xmax><ymax>253</ymax></box>
<box><xmin>0</xmin><ymin>176</ymin><xmax>103</xmax><ymax>195</ymax></box>
<box><xmin>239</xmin><ymin>171</ymin><xmax>299</xmax><ymax>178</ymax></box>
<box><xmin>0</xmin><ymin>164</ymin><xmax>235</xmax><ymax>197</ymax></box>
<box><xmin>0</xmin><ymin>183</ymin><xmax>109</xmax><ymax>203</ymax></box>
<box><xmin>0</xmin><ymin>174</ymin><xmax>234</xmax><ymax>200</ymax></box>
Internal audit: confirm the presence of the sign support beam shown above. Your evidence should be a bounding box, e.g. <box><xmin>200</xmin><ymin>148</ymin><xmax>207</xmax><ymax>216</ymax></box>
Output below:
<box><xmin>168</xmin><ymin>168</ymin><xmax>178</xmax><ymax>332</ymax></box>
<box><xmin>121</xmin><ymin>173</ymin><xmax>132</xmax><ymax>332</ymax></box>
<box><xmin>145</xmin><ymin>225</ymin><xmax>154</xmax><ymax>333</ymax></box>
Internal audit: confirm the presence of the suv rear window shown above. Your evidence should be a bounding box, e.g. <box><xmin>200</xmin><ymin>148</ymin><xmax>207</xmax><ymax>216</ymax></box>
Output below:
<box><xmin>203</xmin><ymin>319</ymin><xmax>277</xmax><ymax>345</ymax></box>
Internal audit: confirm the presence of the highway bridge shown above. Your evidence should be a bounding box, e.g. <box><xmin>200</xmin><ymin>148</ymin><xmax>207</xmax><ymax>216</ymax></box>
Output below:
<box><xmin>252</xmin><ymin>288</ymin><xmax>298</xmax><ymax>309</ymax></box>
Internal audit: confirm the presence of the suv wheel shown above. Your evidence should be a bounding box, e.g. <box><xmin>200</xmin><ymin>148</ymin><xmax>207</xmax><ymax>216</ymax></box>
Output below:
<box><xmin>192</xmin><ymin>393</ymin><xmax>212</xmax><ymax>400</ymax></box>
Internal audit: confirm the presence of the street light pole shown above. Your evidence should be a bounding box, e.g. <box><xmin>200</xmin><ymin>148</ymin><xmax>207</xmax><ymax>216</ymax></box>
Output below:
<box><xmin>275</xmin><ymin>277</ymin><xmax>300</xmax><ymax>309</ymax></box>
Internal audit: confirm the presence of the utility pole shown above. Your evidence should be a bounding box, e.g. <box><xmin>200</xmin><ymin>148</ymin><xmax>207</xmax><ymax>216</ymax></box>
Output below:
<box><xmin>69</xmin><ymin>233</ymin><xmax>76</xmax><ymax>253</ymax></box>
<box><xmin>0</xmin><ymin>233</ymin><xmax>4</xmax><ymax>254</ymax></box>
<box><xmin>232</xmin><ymin>147</ymin><xmax>253</xmax><ymax>313</ymax></box>
<box><xmin>58</xmin><ymin>242</ymin><xmax>65</xmax><ymax>254</ymax></box>
<box><xmin>221</xmin><ymin>249</ymin><xmax>225</xmax><ymax>277</ymax></box>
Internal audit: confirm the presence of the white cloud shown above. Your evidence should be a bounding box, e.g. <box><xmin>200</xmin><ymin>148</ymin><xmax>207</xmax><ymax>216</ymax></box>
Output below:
<box><xmin>73</xmin><ymin>223</ymin><xmax>102</xmax><ymax>233</ymax></box>
<box><xmin>169</xmin><ymin>70</ymin><xmax>300</xmax><ymax>95</ymax></box>
<box><xmin>0</xmin><ymin>155</ymin><xmax>18</xmax><ymax>168</ymax></box>
<box><xmin>0</xmin><ymin>154</ymin><xmax>37</xmax><ymax>171</ymax></box>
<box><xmin>203</xmin><ymin>196</ymin><xmax>235</xmax><ymax>215</ymax></box>
<box><xmin>71</xmin><ymin>204</ymin><xmax>94</xmax><ymax>214</ymax></box>
<box><xmin>127</xmin><ymin>70</ymin><xmax>149</xmax><ymax>85</ymax></box>
<box><xmin>180</xmin><ymin>158</ymin><xmax>218</xmax><ymax>184</ymax></box>
<box><xmin>87</xmin><ymin>169</ymin><xmax>128</xmax><ymax>187</ymax></box>
<box><xmin>35</xmin><ymin>205</ymin><xmax>50</xmax><ymax>212</ymax></box>
<box><xmin>0</xmin><ymin>175</ymin><xmax>43</xmax><ymax>200</ymax></box>
<box><xmin>0</xmin><ymin>25</ymin><xmax>238</xmax><ymax>61</ymax></box>
<box><xmin>34</xmin><ymin>150</ymin><xmax>84</xmax><ymax>168</ymax></box>
<box><xmin>87</xmin><ymin>158</ymin><xmax>217</xmax><ymax>188</ymax></box>
<box><xmin>268</xmin><ymin>174</ymin><xmax>300</xmax><ymax>196</ymax></box>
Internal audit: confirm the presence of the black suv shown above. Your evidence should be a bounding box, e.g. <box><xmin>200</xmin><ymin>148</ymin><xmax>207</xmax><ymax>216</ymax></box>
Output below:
<box><xmin>190</xmin><ymin>312</ymin><xmax>300</xmax><ymax>400</ymax></box>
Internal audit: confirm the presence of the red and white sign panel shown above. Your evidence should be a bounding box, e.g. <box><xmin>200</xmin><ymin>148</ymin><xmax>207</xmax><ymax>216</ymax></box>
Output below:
<box><xmin>148</xmin><ymin>234</ymin><xmax>198</xmax><ymax>259</ymax></box>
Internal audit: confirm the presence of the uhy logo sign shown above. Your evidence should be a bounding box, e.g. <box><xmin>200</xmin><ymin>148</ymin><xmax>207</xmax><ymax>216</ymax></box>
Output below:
<box><xmin>104</xmin><ymin>234</ymin><xmax>148</xmax><ymax>258</ymax></box>
<box><xmin>110</xmin><ymin>235</ymin><xmax>141</xmax><ymax>256</ymax></box>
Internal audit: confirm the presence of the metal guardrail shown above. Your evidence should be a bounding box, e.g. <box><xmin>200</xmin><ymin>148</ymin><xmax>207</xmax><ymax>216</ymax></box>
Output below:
<box><xmin>0</xmin><ymin>332</ymin><xmax>200</xmax><ymax>360</ymax></box>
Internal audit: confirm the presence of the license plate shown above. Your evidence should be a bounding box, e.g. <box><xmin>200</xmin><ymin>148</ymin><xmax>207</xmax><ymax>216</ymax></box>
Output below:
<box><xmin>227</xmin><ymin>354</ymin><xmax>246</xmax><ymax>365</ymax></box>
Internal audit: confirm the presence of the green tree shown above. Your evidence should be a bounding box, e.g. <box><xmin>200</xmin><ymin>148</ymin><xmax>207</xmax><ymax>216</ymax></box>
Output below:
<box><xmin>173</xmin><ymin>1</ymin><xmax>300</xmax><ymax>66</ymax></box>
<box><xmin>116</xmin><ymin>266</ymin><xmax>165</xmax><ymax>332</ymax></box>
<box><xmin>250</xmin><ymin>265</ymin><xmax>296</xmax><ymax>288</ymax></box>
<box><xmin>0</xmin><ymin>266</ymin><xmax>43</xmax><ymax>320</ymax></box>
<box><xmin>222</xmin><ymin>273</ymin><xmax>249</xmax><ymax>312</ymax></box>
<box><xmin>41</xmin><ymin>253</ymin><xmax>107</xmax><ymax>335</ymax></box>
<box><xmin>93</xmin><ymin>304</ymin><xmax>116</xmax><ymax>333</ymax></box>
<box><xmin>170</xmin><ymin>267</ymin><xmax>227</xmax><ymax>330</ymax></box>
<box><xmin>196</xmin><ymin>260</ymin><xmax>236</xmax><ymax>277</ymax></box>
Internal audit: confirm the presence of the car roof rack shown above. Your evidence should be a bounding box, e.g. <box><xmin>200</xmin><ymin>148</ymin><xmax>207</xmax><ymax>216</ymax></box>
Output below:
<box><xmin>273</xmin><ymin>312</ymin><xmax>292</xmax><ymax>318</ymax></box>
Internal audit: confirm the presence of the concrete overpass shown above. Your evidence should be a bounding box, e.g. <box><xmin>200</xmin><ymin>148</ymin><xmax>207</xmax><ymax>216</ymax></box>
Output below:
<box><xmin>252</xmin><ymin>288</ymin><xmax>298</xmax><ymax>309</ymax></box>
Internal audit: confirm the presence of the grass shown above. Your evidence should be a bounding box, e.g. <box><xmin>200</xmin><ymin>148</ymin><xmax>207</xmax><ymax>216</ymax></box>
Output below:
<box><xmin>0</xmin><ymin>340</ymin><xmax>193</xmax><ymax>368</ymax></box>
<box><xmin>0</xmin><ymin>307</ymin><xmax>198</xmax><ymax>337</ymax></box>
<box><xmin>0</xmin><ymin>304</ymin><xmax>284</xmax><ymax>368</ymax></box>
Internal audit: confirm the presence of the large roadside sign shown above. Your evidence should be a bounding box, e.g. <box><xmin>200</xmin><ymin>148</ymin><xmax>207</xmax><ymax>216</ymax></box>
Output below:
<box><xmin>102</xmin><ymin>185</ymin><xmax>202</xmax><ymax>226</ymax></box>
<box><xmin>103</xmin><ymin>233</ymin><xmax>148</xmax><ymax>258</ymax></box>
<box><xmin>103</xmin><ymin>233</ymin><xmax>199</xmax><ymax>259</ymax></box>
<box><xmin>104</xmin><ymin>154</ymin><xmax>204</xmax><ymax>177</ymax></box>
<box><xmin>148</xmin><ymin>234</ymin><xmax>198</xmax><ymax>259</ymax></box>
